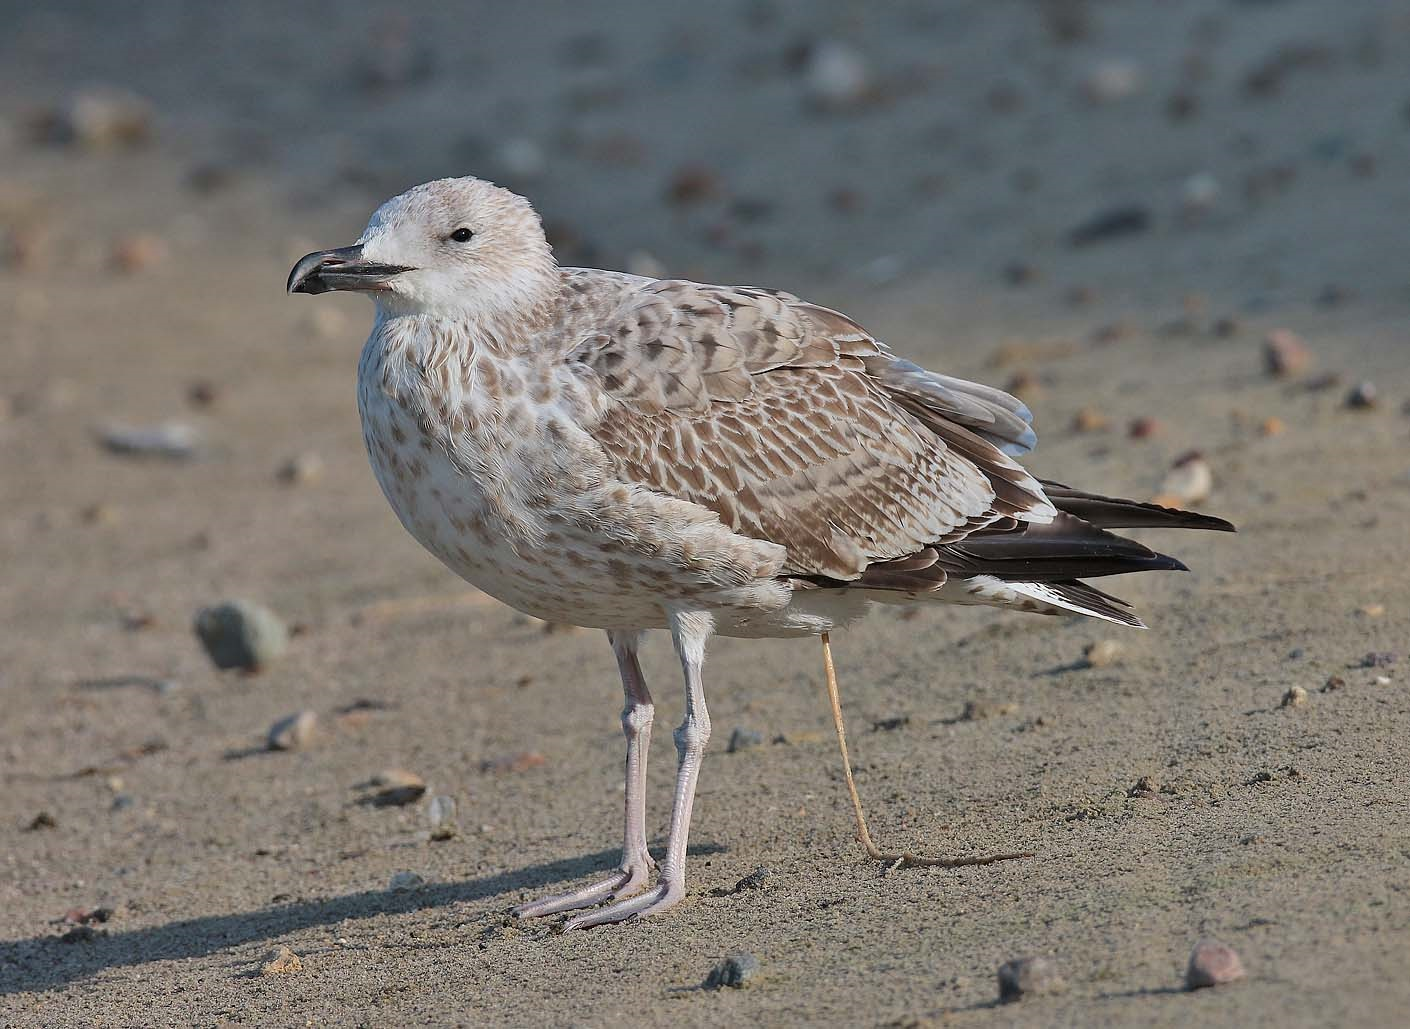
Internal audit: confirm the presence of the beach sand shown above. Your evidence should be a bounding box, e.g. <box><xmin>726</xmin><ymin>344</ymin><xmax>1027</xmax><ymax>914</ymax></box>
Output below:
<box><xmin>2</xmin><ymin>2</ymin><xmax>1407</xmax><ymax>1025</ymax></box>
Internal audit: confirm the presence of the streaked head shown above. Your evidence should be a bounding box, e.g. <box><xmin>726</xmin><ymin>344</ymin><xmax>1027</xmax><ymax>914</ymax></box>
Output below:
<box><xmin>288</xmin><ymin>177</ymin><xmax>557</xmax><ymax>320</ymax></box>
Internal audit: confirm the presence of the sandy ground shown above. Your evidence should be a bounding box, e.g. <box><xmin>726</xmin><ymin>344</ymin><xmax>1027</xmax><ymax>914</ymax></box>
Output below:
<box><xmin>3</xmin><ymin>1</ymin><xmax>1409</xmax><ymax>1026</ymax></box>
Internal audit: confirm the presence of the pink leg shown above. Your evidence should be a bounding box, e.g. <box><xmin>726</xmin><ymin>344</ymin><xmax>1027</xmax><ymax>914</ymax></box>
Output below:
<box><xmin>564</xmin><ymin>611</ymin><xmax>713</xmax><ymax>930</ymax></box>
<box><xmin>512</xmin><ymin>630</ymin><xmax>656</xmax><ymax>919</ymax></box>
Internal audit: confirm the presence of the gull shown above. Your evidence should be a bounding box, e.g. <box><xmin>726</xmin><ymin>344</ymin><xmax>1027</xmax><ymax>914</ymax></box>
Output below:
<box><xmin>288</xmin><ymin>176</ymin><xmax>1232</xmax><ymax>929</ymax></box>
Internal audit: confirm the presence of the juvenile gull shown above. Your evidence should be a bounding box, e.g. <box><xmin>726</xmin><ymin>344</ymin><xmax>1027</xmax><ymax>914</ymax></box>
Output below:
<box><xmin>289</xmin><ymin>176</ymin><xmax>1233</xmax><ymax>929</ymax></box>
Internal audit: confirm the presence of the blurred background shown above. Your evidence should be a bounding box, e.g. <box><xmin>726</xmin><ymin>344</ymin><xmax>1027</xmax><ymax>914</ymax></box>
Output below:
<box><xmin>3</xmin><ymin>2</ymin><xmax>1409</xmax><ymax>1024</ymax></box>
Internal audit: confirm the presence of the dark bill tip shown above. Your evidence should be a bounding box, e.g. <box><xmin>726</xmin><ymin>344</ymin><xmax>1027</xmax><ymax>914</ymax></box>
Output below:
<box><xmin>287</xmin><ymin>245</ymin><xmax>410</xmax><ymax>295</ymax></box>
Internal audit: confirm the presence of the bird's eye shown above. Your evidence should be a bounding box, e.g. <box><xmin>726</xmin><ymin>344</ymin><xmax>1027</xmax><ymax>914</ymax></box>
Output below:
<box><xmin>449</xmin><ymin>227</ymin><xmax>474</xmax><ymax>243</ymax></box>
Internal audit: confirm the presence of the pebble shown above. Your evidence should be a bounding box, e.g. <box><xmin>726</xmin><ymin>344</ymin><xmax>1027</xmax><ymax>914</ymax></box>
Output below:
<box><xmin>261</xmin><ymin>945</ymin><xmax>303</xmax><ymax>975</ymax></box>
<box><xmin>727</xmin><ymin>727</ymin><xmax>764</xmax><ymax>753</ymax></box>
<box><xmin>962</xmin><ymin>699</ymin><xmax>1017</xmax><ymax>721</ymax></box>
<box><xmin>1159</xmin><ymin>452</ymin><xmax>1213</xmax><ymax>504</ymax></box>
<box><xmin>1081</xmin><ymin>58</ymin><xmax>1144</xmax><ymax>104</ymax></box>
<box><xmin>36</xmin><ymin>87</ymin><xmax>153</xmax><ymax>149</ymax></box>
<box><xmin>26</xmin><ymin>811</ymin><xmax>57</xmax><ymax>831</ymax></box>
<box><xmin>276</xmin><ymin>453</ymin><xmax>324</xmax><ymax>486</ymax></box>
<box><xmin>1069</xmin><ymin>206</ymin><xmax>1151</xmax><ymax>247</ymax></box>
<box><xmin>1281</xmin><ymin>686</ymin><xmax>1308</xmax><ymax>709</ymax></box>
<box><xmin>732</xmin><ymin>866</ymin><xmax>770</xmax><ymax>892</ymax></box>
<box><xmin>480</xmin><ymin>751</ymin><xmax>547</xmax><ymax>774</ymax></box>
<box><xmin>997</xmin><ymin>956</ymin><xmax>1067</xmax><ymax>1002</ymax></box>
<box><xmin>186</xmin><ymin>380</ymin><xmax>219</xmax><ymax>409</ymax></box>
<box><xmin>1128</xmin><ymin>417</ymin><xmax>1161</xmax><ymax>439</ymax></box>
<box><xmin>267</xmin><ymin>710</ymin><xmax>318</xmax><ymax>751</ymax></box>
<box><xmin>369</xmin><ymin>768</ymin><xmax>427</xmax><ymax>806</ymax></box>
<box><xmin>99</xmin><ymin>421</ymin><xmax>200</xmax><ymax>460</ymax></box>
<box><xmin>427</xmin><ymin>794</ymin><xmax>458</xmax><ymax>840</ymax></box>
<box><xmin>1083</xmin><ymin>639</ymin><xmax>1123</xmax><ymax>668</ymax></box>
<box><xmin>388</xmin><ymin>870</ymin><xmax>426</xmax><ymax>892</ymax></box>
<box><xmin>1344</xmin><ymin>381</ymin><xmax>1377</xmax><ymax>410</ymax></box>
<box><xmin>801</xmin><ymin>41</ymin><xmax>871</xmax><ymax>111</ymax></box>
<box><xmin>1181</xmin><ymin>172</ymin><xmax>1220</xmax><ymax>215</ymax></box>
<box><xmin>194</xmin><ymin>600</ymin><xmax>289</xmax><ymax>671</ymax></box>
<box><xmin>665</xmin><ymin>164</ymin><xmax>720</xmax><ymax>206</ymax></box>
<box><xmin>1072</xmin><ymin>407</ymin><xmax>1109</xmax><ymax>433</ymax></box>
<box><xmin>1262</xmin><ymin>330</ymin><xmax>1311</xmax><ymax>377</ymax></box>
<box><xmin>1128</xmin><ymin>775</ymin><xmax>1160</xmax><ymax>797</ymax></box>
<box><xmin>1359</xmin><ymin>651</ymin><xmax>1397</xmax><ymax>669</ymax></box>
<box><xmin>110</xmin><ymin>233</ymin><xmax>168</xmax><ymax>273</ymax></box>
<box><xmin>1259</xmin><ymin>416</ymin><xmax>1285</xmax><ymax>437</ymax></box>
<box><xmin>1185</xmin><ymin>938</ymin><xmax>1245</xmax><ymax>989</ymax></box>
<box><xmin>703</xmin><ymin>952</ymin><xmax>761</xmax><ymax>989</ymax></box>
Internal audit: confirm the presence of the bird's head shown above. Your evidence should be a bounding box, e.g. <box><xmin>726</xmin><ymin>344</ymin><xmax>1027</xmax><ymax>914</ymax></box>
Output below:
<box><xmin>288</xmin><ymin>176</ymin><xmax>558</xmax><ymax>323</ymax></box>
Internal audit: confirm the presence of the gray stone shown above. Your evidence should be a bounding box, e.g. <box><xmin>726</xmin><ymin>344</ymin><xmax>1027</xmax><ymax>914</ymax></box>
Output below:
<box><xmin>194</xmin><ymin>600</ymin><xmax>289</xmax><ymax>671</ymax></box>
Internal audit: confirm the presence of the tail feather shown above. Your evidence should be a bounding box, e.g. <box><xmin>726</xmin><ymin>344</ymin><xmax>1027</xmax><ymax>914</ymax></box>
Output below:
<box><xmin>1040</xmin><ymin>481</ymin><xmax>1236</xmax><ymax>533</ymax></box>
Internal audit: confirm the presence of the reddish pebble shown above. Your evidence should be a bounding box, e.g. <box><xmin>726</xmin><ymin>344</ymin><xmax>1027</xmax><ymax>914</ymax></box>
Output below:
<box><xmin>1262</xmin><ymin>329</ymin><xmax>1310</xmax><ymax>377</ymax></box>
<box><xmin>1128</xmin><ymin>417</ymin><xmax>1160</xmax><ymax>439</ymax></box>
<box><xmin>1186</xmin><ymin>938</ymin><xmax>1245</xmax><ymax>989</ymax></box>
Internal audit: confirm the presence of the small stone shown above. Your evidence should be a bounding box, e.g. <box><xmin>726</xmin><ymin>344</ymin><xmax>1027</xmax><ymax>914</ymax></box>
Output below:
<box><xmin>427</xmin><ymin>794</ymin><xmax>458</xmax><ymax>840</ymax></box>
<box><xmin>1344</xmin><ymin>381</ymin><xmax>1377</xmax><ymax>410</ymax></box>
<box><xmin>998</xmin><ymin>956</ymin><xmax>1067</xmax><ymax>1002</ymax></box>
<box><xmin>727</xmin><ymin>727</ymin><xmax>764</xmax><ymax>753</ymax></box>
<box><xmin>276</xmin><ymin>453</ymin><xmax>324</xmax><ymax>486</ymax></box>
<box><xmin>1359</xmin><ymin>651</ymin><xmax>1397</xmax><ymax>669</ymax></box>
<box><xmin>1002</xmin><ymin>261</ymin><xmax>1039</xmax><ymax>286</ymax></box>
<box><xmin>1004</xmin><ymin>371</ymin><xmax>1042</xmax><ymax>402</ymax></box>
<box><xmin>388</xmin><ymin>870</ymin><xmax>425</xmax><ymax>892</ymax></box>
<box><xmin>1069</xmin><ymin>206</ymin><xmax>1151</xmax><ymax>247</ymax></box>
<box><xmin>732</xmin><ymin>866</ymin><xmax>770</xmax><ymax>892</ymax></box>
<box><xmin>962</xmin><ymin>699</ymin><xmax>1017</xmax><ymax>721</ymax></box>
<box><xmin>369</xmin><ymin>768</ymin><xmax>426</xmax><ymax>806</ymax></box>
<box><xmin>37</xmin><ymin>87</ymin><xmax>153</xmax><ymax>149</ymax></box>
<box><xmin>1081</xmin><ymin>58</ymin><xmax>1144</xmax><ymax>104</ymax></box>
<box><xmin>1181</xmin><ymin>172</ymin><xmax>1220</xmax><ymax>215</ymax></box>
<box><xmin>1259</xmin><ymin>416</ymin><xmax>1285</xmax><ymax>437</ymax></box>
<box><xmin>479</xmin><ymin>751</ymin><xmax>547</xmax><ymax>774</ymax></box>
<box><xmin>267</xmin><ymin>710</ymin><xmax>318</xmax><ymax>751</ymax></box>
<box><xmin>1281</xmin><ymin>686</ymin><xmax>1308</xmax><ymax>709</ymax></box>
<box><xmin>801</xmin><ymin>41</ymin><xmax>871</xmax><ymax>111</ymax></box>
<box><xmin>261</xmin><ymin>945</ymin><xmax>303</xmax><ymax>975</ymax></box>
<box><xmin>110</xmin><ymin>233</ymin><xmax>168</xmax><ymax>273</ymax></box>
<box><xmin>1263</xmin><ymin>329</ymin><xmax>1311</xmax><ymax>377</ymax></box>
<box><xmin>194</xmin><ymin>600</ymin><xmax>289</xmax><ymax>672</ymax></box>
<box><xmin>703</xmin><ymin>952</ymin><xmax>760</xmax><ymax>989</ymax></box>
<box><xmin>1185</xmin><ymin>938</ymin><xmax>1245</xmax><ymax>989</ymax></box>
<box><xmin>1128</xmin><ymin>417</ymin><xmax>1160</xmax><ymax>439</ymax></box>
<box><xmin>185</xmin><ymin>380</ymin><xmax>219</xmax><ymax>409</ymax></box>
<box><xmin>99</xmin><ymin>421</ymin><xmax>200</xmax><ymax>460</ymax></box>
<box><xmin>665</xmin><ymin>164</ymin><xmax>720</xmax><ymax>206</ymax></box>
<box><xmin>1072</xmin><ymin>406</ymin><xmax>1109</xmax><ymax>433</ymax></box>
<box><xmin>1358</xmin><ymin>603</ymin><xmax>1385</xmax><ymax>618</ymax></box>
<box><xmin>26</xmin><ymin>811</ymin><xmax>57</xmax><ymax>831</ymax></box>
<box><xmin>1128</xmin><ymin>775</ymin><xmax>1160</xmax><ymax>797</ymax></box>
<box><xmin>1083</xmin><ymin>639</ymin><xmax>1123</xmax><ymax>668</ymax></box>
<box><xmin>1160</xmin><ymin>452</ymin><xmax>1213</xmax><ymax>504</ymax></box>
<box><xmin>1321</xmin><ymin>675</ymin><xmax>1346</xmax><ymax>692</ymax></box>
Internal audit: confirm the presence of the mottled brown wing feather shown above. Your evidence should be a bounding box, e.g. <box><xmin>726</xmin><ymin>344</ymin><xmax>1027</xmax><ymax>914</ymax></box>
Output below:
<box><xmin>571</xmin><ymin>279</ymin><xmax>1054</xmax><ymax>580</ymax></box>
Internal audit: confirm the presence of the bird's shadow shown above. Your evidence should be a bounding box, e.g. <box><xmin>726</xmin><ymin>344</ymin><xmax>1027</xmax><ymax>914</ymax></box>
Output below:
<box><xmin>0</xmin><ymin>842</ymin><xmax>724</xmax><ymax>996</ymax></box>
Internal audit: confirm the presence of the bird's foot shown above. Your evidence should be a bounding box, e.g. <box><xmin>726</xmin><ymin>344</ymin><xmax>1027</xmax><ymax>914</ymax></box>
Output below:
<box><xmin>560</xmin><ymin>880</ymin><xmax>683</xmax><ymax>930</ymax></box>
<box><xmin>512</xmin><ymin>861</ymin><xmax>653</xmax><ymax>920</ymax></box>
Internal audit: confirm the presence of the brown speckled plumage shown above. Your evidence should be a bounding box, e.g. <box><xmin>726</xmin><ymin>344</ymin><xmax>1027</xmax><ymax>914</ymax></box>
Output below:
<box><xmin>289</xmin><ymin>176</ymin><xmax>1233</xmax><ymax>929</ymax></box>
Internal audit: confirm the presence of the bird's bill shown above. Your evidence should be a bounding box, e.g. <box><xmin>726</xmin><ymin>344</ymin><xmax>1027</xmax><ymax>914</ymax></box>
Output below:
<box><xmin>286</xmin><ymin>245</ymin><xmax>411</xmax><ymax>295</ymax></box>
